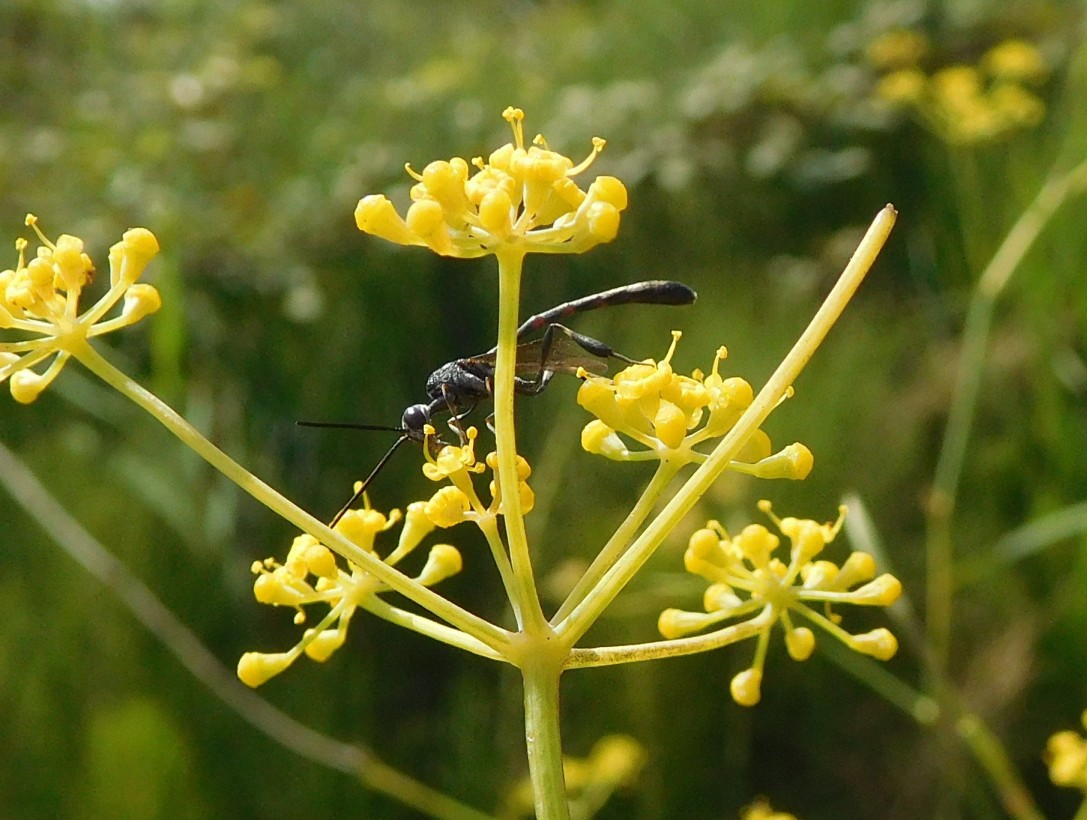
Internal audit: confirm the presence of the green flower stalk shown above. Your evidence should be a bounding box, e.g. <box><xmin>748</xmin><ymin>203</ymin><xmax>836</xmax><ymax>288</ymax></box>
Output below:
<box><xmin>4</xmin><ymin>108</ymin><xmax>900</xmax><ymax>819</ymax></box>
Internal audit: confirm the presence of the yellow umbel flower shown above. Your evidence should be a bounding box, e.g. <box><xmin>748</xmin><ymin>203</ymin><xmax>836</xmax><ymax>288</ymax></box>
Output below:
<box><xmin>870</xmin><ymin>34</ymin><xmax>1049</xmax><ymax>145</ymax></box>
<box><xmin>1046</xmin><ymin>709</ymin><xmax>1087</xmax><ymax>792</ymax></box>
<box><xmin>419</xmin><ymin>425</ymin><xmax>535</xmax><ymax>527</ymax></box>
<box><xmin>0</xmin><ymin>215</ymin><xmax>160</xmax><ymax>403</ymax></box>
<box><xmin>237</xmin><ymin>499</ymin><xmax>462</xmax><ymax>687</ymax></box>
<box><xmin>577</xmin><ymin>332</ymin><xmax>812</xmax><ymax>480</ymax></box>
<box><xmin>355</xmin><ymin>107</ymin><xmax>627</xmax><ymax>258</ymax></box>
<box><xmin>659</xmin><ymin>501</ymin><xmax>901</xmax><ymax>706</ymax></box>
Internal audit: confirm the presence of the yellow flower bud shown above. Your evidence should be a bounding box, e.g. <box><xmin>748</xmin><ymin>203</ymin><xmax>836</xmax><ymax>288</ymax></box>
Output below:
<box><xmin>836</xmin><ymin>551</ymin><xmax>877</xmax><ymax>588</ymax></box>
<box><xmin>110</xmin><ymin>227</ymin><xmax>160</xmax><ymax>286</ymax></box>
<box><xmin>652</xmin><ymin>400</ymin><xmax>687</xmax><ymax>449</ymax></box>
<box><xmin>253</xmin><ymin>571</ymin><xmax>306</xmax><ymax>607</ymax></box>
<box><xmin>477</xmin><ymin>188</ymin><xmax>513</xmax><ymax>236</ymax></box>
<box><xmin>121</xmin><ymin>283</ymin><xmax>162</xmax><ymax>322</ymax></box>
<box><xmin>730</xmin><ymin>668</ymin><xmax>762</xmax><ymax>706</ymax></box>
<box><xmin>354</xmin><ymin>195</ymin><xmax>419</xmax><ymax>245</ymax></box>
<box><xmin>785</xmin><ymin>626</ymin><xmax>815</xmax><ymax>660</ymax></box>
<box><xmin>657</xmin><ymin>607</ymin><xmax>721</xmax><ymax>639</ymax></box>
<box><xmin>237</xmin><ymin>651</ymin><xmax>294</xmax><ymax>688</ymax></box>
<box><xmin>849</xmin><ymin>627</ymin><xmax>898</xmax><ymax>660</ymax></box>
<box><xmin>425</xmin><ymin>486</ymin><xmax>471</xmax><ymax>528</ymax></box>
<box><xmin>9</xmin><ymin>368</ymin><xmax>47</xmax><ymax>404</ymax></box>
<box><xmin>703</xmin><ymin>582</ymin><xmax>741</xmax><ymax>613</ymax></box>
<box><xmin>416</xmin><ymin>544</ymin><xmax>463</xmax><ymax>586</ymax></box>
<box><xmin>303</xmin><ymin>628</ymin><xmax>345</xmax><ymax>662</ymax></box>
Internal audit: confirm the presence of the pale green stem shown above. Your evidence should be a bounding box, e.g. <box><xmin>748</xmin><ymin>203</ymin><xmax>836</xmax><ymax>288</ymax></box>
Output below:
<box><xmin>70</xmin><ymin>338</ymin><xmax>512</xmax><ymax>654</ymax></box>
<box><xmin>477</xmin><ymin>513</ymin><xmax>521</xmax><ymax>615</ymax></box>
<box><xmin>522</xmin><ymin>659</ymin><xmax>569</xmax><ymax>820</ymax></box>
<box><xmin>491</xmin><ymin>245</ymin><xmax>567</xmax><ymax>816</ymax></box>
<box><xmin>925</xmin><ymin>157</ymin><xmax>1087</xmax><ymax>687</ymax></box>
<box><xmin>557</xmin><ymin>205</ymin><xmax>898</xmax><ymax>645</ymax></box>
<box><xmin>360</xmin><ymin>596</ymin><xmax>507</xmax><ymax>661</ymax></box>
<box><xmin>566</xmin><ymin>608</ymin><xmax>776</xmax><ymax>668</ymax></box>
<box><xmin>493</xmin><ymin>245</ymin><xmax>547</xmax><ymax>632</ymax></box>
<box><xmin>956</xmin><ymin>713</ymin><xmax>1045</xmax><ymax>820</ymax></box>
<box><xmin>551</xmin><ymin>459</ymin><xmax>681</xmax><ymax>624</ymax></box>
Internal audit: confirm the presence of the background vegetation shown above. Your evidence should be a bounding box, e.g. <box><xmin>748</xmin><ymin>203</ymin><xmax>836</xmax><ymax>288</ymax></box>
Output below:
<box><xmin>2</xmin><ymin>0</ymin><xmax>1086</xmax><ymax>817</ymax></box>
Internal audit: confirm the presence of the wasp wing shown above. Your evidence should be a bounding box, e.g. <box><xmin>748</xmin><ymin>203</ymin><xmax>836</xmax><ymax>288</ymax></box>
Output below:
<box><xmin>462</xmin><ymin>336</ymin><xmax>611</xmax><ymax>378</ymax></box>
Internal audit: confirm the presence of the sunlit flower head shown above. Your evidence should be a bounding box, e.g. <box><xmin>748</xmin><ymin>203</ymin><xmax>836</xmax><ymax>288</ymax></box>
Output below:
<box><xmin>418</xmin><ymin>425</ymin><xmax>535</xmax><ymax>528</ymax></box>
<box><xmin>658</xmin><ymin>501</ymin><xmax>901</xmax><ymax>706</ymax></box>
<box><xmin>1046</xmin><ymin>709</ymin><xmax>1087</xmax><ymax>793</ymax></box>
<box><xmin>0</xmin><ymin>215</ymin><xmax>160</xmax><ymax>403</ymax></box>
<box><xmin>577</xmin><ymin>332</ymin><xmax>812</xmax><ymax>481</ymax></box>
<box><xmin>355</xmin><ymin>107</ymin><xmax>628</xmax><ymax>258</ymax></box>
<box><xmin>237</xmin><ymin>499</ymin><xmax>461</xmax><ymax>687</ymax></box>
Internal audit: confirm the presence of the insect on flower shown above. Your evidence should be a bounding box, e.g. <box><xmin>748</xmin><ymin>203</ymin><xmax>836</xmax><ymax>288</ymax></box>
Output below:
<box><xmin>303</xmin><ymin>280</ymin><xmax>697</xmax><ymax>522</ymax></box>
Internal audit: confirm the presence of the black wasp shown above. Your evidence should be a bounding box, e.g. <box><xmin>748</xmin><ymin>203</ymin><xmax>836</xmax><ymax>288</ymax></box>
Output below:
<box><xmin>305</xmin><ymin>280</ymin><xmax>696</xmax><ymax>523</ymax></box>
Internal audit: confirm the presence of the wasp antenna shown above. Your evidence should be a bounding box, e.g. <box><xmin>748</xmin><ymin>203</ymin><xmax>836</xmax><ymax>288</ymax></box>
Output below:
<box><xmin>297</xmin><ymin>420</ymin><xmax>407</xmax><ymax>433</ymax></box>
<box><xmin>328</xmin><ymin>435</ymin><xmax>410</xmax><ymax>527</ymax></box>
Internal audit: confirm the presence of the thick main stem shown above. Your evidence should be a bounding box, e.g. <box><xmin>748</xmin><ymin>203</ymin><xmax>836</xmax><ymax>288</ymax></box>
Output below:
<box><xmin>522</xmin><ymin>658</ymin><xmax>569</xmax><ymax>820</ymax></box>
<box><xmin>491</xmin><ymin>246</ymin><xmax>569</xmax><ymax>816</ymax></box>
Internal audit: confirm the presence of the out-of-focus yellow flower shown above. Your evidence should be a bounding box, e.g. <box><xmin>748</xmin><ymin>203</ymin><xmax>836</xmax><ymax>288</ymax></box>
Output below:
<box><xmin>237</xmin><ymin>500</ymin><xmax>461</xmax><ymax>687</ymax></box>
<box><xmin>355</xmin><ymin>107</ymin><xmax>627</xmax><ymax>258</ymax></box>
<box><xmin>659</xmin><ymin>501</ymin><xmax>901</xmax><ymax>706</ymax></box>
<box><xmin>866</xmin><ymin>29</ymin><xmax>928</xmax><ymax>70</ymax></box>
<box><xmin>577</xmin><ymin>333</ymin><xmax>811</xmax><ymax>481</ymax></box>
<box><xmin>876</xmin><ymin>68</ymin><xmax>927</xmax><ymax>105</ymax></box>
<box><xmin>742</xmin><ymin>797</ymin><xmax>799</xmax><ymax>820</ymax></box>
<box><xmin>870</xmin><ymin>35</ymin><xmax>1050</xmax><ymax>145</ymax></box>
<box><xmin>1046</xmin><ymin>709</ymin><xmax>1087</xmax><ymax>792</ymax></box>
<box><xmin>0</xmin><ymin>215</ymin><xmax>160</xmax><ymax>403</ymax></box>
<box><xmin>982</xmin><ymin>39</ymin><xmax>1048</xmax><ymax>83</ymax></box>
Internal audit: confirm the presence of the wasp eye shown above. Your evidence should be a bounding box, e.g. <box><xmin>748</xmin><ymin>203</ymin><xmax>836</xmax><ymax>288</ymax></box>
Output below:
<box><xmin>402</xmin><ymin>404</ymin><xmax>430</xmax><ymax>438</ymax></box>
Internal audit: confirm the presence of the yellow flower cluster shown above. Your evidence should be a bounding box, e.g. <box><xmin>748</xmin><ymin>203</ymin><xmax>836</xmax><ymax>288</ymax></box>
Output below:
<box><xmin>355</xmin><ymin>107</ymin><xmax>627</xmax><ymax>257</ymax></box>
<box><xmin>577</xmin><ymin>331</ymin><xmax>812</xmax><ymax>479</ymax></box>
<box><xmin>872</xmin><ymin>36</ymin><xmax>1048</xmax><ymax>144</ymax></box>
<box><xmin>0</xmin><ymin>215</ymin><xmax>160</xmax><ymax>403</ymax></box>
<box><xmin>237</xmin><ymin>425</ymin><xmax>535</xmax><ymax>687</ymax></box>
<box><xmin>237</xmin><ymin>501</ymin><xmax>461</xmax><ymax>687</ymax></box>
<box><xmin>421</xmin><ymin>425</ymin><xmax>535</xmax><ymax>528</ymax></box>
<box><xmin>659</xmin><ymin>501</ymin><xmax>901</xmax><ymax>706</ymax></box>
<box><xmin>1046</xmin><ymin>709</ymin><xmax>1087</xmax><ymax>792</ymax></box>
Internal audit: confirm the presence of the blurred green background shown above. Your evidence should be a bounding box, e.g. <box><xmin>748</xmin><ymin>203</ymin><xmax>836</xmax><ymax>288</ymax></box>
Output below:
<box><xmin>2</xmin><ymin>0</ymin><xmax>1086</xmax><ymax>817</ymax></box>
